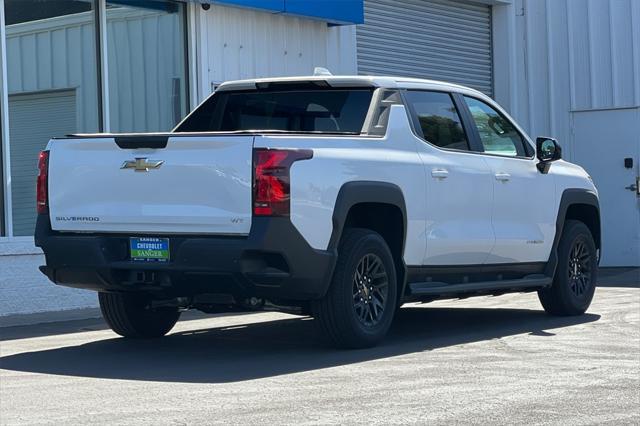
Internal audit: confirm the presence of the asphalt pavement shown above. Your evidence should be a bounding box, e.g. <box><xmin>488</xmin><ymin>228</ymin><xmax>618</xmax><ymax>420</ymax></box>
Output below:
<box><xmin>1</xmin><ymin>270</ymin><xmax>638</xmax><ymax>425</ymax></box>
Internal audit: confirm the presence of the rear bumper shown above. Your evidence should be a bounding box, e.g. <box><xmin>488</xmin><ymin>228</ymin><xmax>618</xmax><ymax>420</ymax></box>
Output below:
<box><xmin>35</xmin><ymin>215</ymin><xmax>336</xmax><ymax>301</ymax></box>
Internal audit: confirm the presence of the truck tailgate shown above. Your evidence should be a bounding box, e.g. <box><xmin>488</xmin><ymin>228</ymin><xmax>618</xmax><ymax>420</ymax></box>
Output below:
<box><xmin>47</xmin><ymin>135</ymin><xmax>254</xmax><ymax>235</ymax></box>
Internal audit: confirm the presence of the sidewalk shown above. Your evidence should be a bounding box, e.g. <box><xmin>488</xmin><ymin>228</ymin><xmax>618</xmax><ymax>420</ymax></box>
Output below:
<box><xmin>0</xmin><ymin>307</ymin><xmax>102</xmax><ymax>328</ymax></box>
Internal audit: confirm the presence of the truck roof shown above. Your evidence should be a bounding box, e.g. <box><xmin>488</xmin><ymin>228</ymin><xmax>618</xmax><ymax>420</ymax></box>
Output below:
<box><xmin>216</xmin><ymin>75</ymin><xmax>486</xmax><ymax>97</ymax></box>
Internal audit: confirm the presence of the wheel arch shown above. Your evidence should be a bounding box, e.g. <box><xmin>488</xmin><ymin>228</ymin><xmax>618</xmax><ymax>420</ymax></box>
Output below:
<box><xmin>546</xmin><ymin>189</ymin><xmax>601</xmax><ymax>277</ymax></box>
<box><xmin>329</xmin><ymin>181</ymin><xmax>408</xmax><ymax>300</ymax></box>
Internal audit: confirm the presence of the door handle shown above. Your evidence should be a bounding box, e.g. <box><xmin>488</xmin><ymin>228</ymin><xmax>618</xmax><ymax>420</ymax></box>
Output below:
<box><xmin>431</xmin><ymin>169</ymin><xmax>449</xmax><ymax>179</ymax></box>
<box><xmin>625</xmin><ymin>177</ymin><xmax>640</xmax><ymax>195</ymax></box>
<box><xmin>495</xmin><ymin>172</ymin><xmax>511</xmax><ymax>182</ymax></box>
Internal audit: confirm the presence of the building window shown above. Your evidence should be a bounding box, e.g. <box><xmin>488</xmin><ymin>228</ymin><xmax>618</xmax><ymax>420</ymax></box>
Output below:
<box><xmin>4</xmin><ymin>0</ymin><xmax>100</xmax><ymax>236</ymax></box>
<box><xmin>106</xmin><ymin>0</ymin><xmax>187</xmax><ymax>132</ymax></box>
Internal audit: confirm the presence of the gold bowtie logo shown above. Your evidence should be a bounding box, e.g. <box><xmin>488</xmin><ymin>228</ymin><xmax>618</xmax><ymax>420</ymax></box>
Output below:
<box><xmin>121</xmin><ymin>158</ymin><xmax>164</xmax><ymax>172</ymax></box>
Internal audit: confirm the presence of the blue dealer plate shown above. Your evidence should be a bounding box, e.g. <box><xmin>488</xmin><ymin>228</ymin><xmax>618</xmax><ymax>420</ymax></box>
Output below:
<box><xmin>130</xmin><ymin>237</ymin><xmax>170</xmax><ymax>262</ymax></box>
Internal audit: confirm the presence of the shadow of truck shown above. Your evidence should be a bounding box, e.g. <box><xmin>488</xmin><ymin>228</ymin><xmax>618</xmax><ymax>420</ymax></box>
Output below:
<box><xmin>0</xmin><ymin>306</ymin><xmax>600</xmax><ymax>383</ymax></box>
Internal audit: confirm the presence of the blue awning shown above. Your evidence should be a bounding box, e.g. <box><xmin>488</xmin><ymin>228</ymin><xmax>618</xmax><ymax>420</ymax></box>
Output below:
<box><xmin>194</xmin><ymin>0</ymin><xmax>363</xmax><ymax>25</ymax></box>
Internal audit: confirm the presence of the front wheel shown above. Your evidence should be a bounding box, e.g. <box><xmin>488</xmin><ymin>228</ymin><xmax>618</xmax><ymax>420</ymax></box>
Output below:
<box><xmin>99</xmin><ymin>292</ymin><xmax>180</xmax><ymax>338</ymax></box>
<box><xmin>312</xmin><ymin>228</ymin><xmax>398</xmax><ymax>349</ymax></box>
<box><xmin>538</xmin><ymin>220</ymin><xmax>598</xmax><ymax>316</ymax></box>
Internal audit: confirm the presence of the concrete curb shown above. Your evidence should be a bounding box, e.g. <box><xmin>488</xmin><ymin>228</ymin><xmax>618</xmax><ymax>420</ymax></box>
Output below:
<box><xmin>0</xmin><ymin>308</ymin><xmax>102</xmax><ymax>328</ymax></box>
<box><xmin>596</xmin><ymin>267</ymin><xmax>640</xmax><ymax>286</ymax></box>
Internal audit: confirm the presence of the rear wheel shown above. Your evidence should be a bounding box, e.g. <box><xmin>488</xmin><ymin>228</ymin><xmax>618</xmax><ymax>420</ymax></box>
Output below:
<box><xmin>312</xmin><ymin>228</ymin><xmax>397</xmax><ymax>349</ymax></box>
<box><xmin>538</xmin><ymin>220</ymin><xmax>598</xmax><ymax>315</ymax></box>
<box><xmin>99</xmin><ymin>292</ymin><xmax>180</xmax><ymax>338</ymax></box>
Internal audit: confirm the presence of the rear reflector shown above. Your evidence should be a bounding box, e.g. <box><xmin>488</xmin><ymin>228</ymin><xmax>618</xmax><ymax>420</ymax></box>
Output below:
<box><xmin>253</xmin><ymin>148</ymin><xmax>313</xmax><ymax>216</ymax></box>
<box><xmin>37</xmin><ymin>150</ymin><xmax>50</xmax><ymax>214</ymax></box>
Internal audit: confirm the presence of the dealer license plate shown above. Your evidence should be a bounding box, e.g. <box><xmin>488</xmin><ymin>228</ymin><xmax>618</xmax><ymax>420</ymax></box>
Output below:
<box><xmin>129</xmin><ymin>237</ymin><xmax>170</xmax><ymax>262</ymax></box>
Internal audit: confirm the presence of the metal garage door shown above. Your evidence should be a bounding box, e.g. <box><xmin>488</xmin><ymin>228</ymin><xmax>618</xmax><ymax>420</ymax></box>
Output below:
<box><xmin>8</xmin><ymin>90</ymin><xmax>76</xmax><ymax>236</ymax></box>
<box><xmin>357</xmin><ymin>0</ymin><xmax>493</xmax><ymax>96</ymax></box>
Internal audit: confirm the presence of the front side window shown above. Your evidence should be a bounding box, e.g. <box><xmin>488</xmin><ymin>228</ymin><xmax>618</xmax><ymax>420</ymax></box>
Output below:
<box><xmin>404</xmin><ymin>91</ymin><xmax>469</xmax><ymax>151</ymax></box>
<box><xmin>463</xmin><ymin>96</ymin><xmax>530</xmax><ymax>157</ymax></box>
<box><xmin>175</xmin><ymin>88</ymin><xmax>373</xmax><ymax>134</ymax></box>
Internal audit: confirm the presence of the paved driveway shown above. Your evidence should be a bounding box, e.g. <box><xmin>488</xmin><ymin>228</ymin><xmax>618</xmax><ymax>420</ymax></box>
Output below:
<box><xmin>1</xmin><ymin>273</ymin><xmax>638</xmax><ymax>425</ymax></box>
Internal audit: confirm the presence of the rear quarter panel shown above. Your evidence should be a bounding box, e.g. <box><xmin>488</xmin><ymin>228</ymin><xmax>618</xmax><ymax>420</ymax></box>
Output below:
<box><xmin>253</xmin><ymin>105</ymin><xmax>427</xmax><ymax>266</ymax></box>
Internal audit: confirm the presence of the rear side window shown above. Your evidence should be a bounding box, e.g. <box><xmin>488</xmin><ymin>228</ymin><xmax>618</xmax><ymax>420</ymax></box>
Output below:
<box><xmin>404</xmin><ymin>91</ymin><xmax>470</xmax><ymax>151</ymax></box>
<box><xmin>175</xmin><ymin>88</ymin><xmax>373</xmax><ymax>134</ymax></box>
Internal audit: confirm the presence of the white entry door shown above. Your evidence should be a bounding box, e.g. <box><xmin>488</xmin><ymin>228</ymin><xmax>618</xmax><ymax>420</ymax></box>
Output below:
<box><xmin>572</xmin><ymin>108</ymin><xmax>640</xmax><ymax>267</ymax></box>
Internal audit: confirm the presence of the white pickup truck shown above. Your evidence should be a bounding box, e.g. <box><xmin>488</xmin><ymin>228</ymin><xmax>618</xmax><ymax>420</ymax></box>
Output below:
<box><xmin>35</xmin><ymin>75</ymin><xmax>600</xmax><ymax>348</ymax></box>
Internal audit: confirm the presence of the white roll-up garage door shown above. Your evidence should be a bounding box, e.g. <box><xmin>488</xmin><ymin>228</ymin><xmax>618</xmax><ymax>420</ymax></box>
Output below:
<box><xmin>8</xmin><ymin>90</ymin><xmax>76</xmax><ymax>236</ymax></box>
<box><xmin>357</xmin><ymin>0</ymin><xmax>493</xmax><ymax>96</ymax></box>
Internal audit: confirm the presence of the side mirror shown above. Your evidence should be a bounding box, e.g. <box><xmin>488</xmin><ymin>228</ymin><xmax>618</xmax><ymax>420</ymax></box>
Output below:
<box><xmin>536</xmin><ymin>137</ymin><xmax>561</xmax><ymax>173</ymax></box>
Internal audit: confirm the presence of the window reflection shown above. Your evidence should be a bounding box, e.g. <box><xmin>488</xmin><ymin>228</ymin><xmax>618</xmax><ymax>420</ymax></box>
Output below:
<box><xmin>464</xmin><ymin>97</ymin><xmax>528</xmax><ymax>157</ymax></box>
<box><xmin>106</xmin><ymin>0</ymin><xmax>187</xmax><ymax>132</ymax></box>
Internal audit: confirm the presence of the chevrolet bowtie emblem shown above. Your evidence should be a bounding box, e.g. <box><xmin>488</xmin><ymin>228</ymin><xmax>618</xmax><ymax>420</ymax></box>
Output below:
<box><xmin>121</xmin><ymin>158</ymin><xmax>164</xmax><ymax>172</ymax></box>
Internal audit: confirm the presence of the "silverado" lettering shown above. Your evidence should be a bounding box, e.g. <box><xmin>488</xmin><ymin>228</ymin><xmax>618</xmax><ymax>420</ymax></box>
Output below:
<box><xmin>55</xmin><ymin>216</ymin><xmax>100</xmax><ymax>222</ymax></box>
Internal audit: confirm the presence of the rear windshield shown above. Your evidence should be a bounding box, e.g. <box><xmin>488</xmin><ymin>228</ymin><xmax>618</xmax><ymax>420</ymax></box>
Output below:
<box><xmin>174</xmin><ymin>88</ymin><xmax>373</xmax><ymax>134</ymax></box>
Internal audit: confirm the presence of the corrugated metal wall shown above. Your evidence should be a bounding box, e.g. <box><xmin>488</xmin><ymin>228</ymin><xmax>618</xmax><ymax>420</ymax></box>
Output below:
<box><xmin>567</xmin><ymin>0</ymin><xmax>638</xmax><ymax>110</ymax></box>
<box><xmin>197</xmin><ymin>4</ymin><xmax>357</xmax><ymax>91</ymax></box>
<box><xmin>356</xmin><ymin>0</ymin><xmax>493</xmax><ymax>95</ymax></box>
<box><xmin>5</xmin><ymin>12</ymin><xmax>99</xmax><ymax>133</ymax></box>
<box><xmin>513</xmin><ymin>0</ymin><xmax>640</xmax><ymax>159</ymax></box>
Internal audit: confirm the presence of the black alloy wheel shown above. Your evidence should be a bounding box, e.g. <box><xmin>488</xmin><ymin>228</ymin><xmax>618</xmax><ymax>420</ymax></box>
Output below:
<box><xmin>352</xmin><ymin>253</ymin><xmax>389</xmax><ymax>327</ymax></box>
<box><xmin>567</xmin><ymin>239</ymin><xmax>593</xmax><ymax>297</ymax></box>
<box><xmin>538</xmin><ymin>220</ymin><xmax>598</xmax><ymax>316</ymax></box>
<box><xmin>312</xmin><ymin>228</ymin><xmax>398</xmax><ymax>349</ymax></box>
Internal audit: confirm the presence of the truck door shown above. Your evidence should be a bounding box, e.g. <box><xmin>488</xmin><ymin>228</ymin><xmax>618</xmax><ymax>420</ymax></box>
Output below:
<box><xmin>404</xmin><ymin>90</ymin><xmax>495</xmax><ymax>265</ymax></box>
<box><xmin>460</xmin><ymin>95</ymin><xmax>556</xmax><ymax>264</ymax></box>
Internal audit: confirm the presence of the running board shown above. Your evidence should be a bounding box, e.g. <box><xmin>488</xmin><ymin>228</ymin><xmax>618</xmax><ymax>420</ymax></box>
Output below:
<box><xmin>408</xmin><ymin>275</ymin><xmax>552</xmax><ymax>297</ymax></box>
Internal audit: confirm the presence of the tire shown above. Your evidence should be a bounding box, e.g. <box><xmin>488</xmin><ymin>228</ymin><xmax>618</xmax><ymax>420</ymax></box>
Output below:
<box><xmin>312</xmin><ymin>228</ymin><xmax>398</xmax><ymax>349</ymax></box>
<box><xmin>538</xmin><ymin>220</ymin><xmax>598</xmax><ymax>316</ymax></box>
<box><xmin>99</xmin><ymin>292</ymin><xmax>180</xmax><ymax>338</ymax></box>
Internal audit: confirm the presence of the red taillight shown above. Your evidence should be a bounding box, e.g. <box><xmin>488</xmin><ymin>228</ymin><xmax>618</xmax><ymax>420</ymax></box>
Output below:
<box><xmin>36</xmin><ymin>150</ymin><xmax>49</xmax><ymax>214</ymax></box>
<box><xmin>253</xmin><ymin>148</ymin><xmax>313</xmax><ymax>216</ymax></box>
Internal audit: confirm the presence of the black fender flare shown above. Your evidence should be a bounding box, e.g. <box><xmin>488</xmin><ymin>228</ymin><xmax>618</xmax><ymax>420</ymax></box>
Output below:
<box><xmin>328</xmin><ymin>181</ymin><xmax>408</xmax><ymax>298</ymax></box>
<box><xmin>545</xmin><ymin>188</ymin><xmax>600</xmax><ymax>277</ymax></box>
